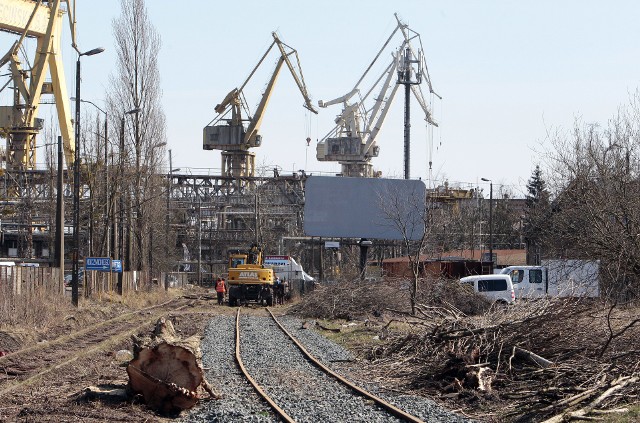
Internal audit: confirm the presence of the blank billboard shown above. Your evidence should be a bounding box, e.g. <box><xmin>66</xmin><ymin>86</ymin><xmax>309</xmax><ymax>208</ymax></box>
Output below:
<box><xmin>304</xmin><ymin>176</ymin><xmax>426</xmax><ymax>240</ymax></box>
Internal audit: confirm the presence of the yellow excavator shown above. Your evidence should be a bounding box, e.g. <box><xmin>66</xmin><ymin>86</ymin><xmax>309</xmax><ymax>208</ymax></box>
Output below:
<box><xmin>227</xmin><ymin>244</ymin><xmax>274</xmax><ymax>306</ymax></box>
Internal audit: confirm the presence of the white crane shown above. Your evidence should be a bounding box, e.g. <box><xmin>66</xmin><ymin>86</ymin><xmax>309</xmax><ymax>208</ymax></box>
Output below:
<box><xmin>316</xmin><ymin>14</ymin><xmax>440</xmax><ymax>178</ymax></box>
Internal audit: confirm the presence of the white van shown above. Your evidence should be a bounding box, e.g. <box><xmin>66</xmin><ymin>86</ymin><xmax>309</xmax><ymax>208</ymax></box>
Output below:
<box><xmin>460</xmin><ymin>274</ymin><xmax>516</xmax><ymax>304</ymax></box>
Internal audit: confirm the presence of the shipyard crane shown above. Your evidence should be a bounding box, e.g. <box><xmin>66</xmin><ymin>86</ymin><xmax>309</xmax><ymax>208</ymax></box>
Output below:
<box><xmin>316</xmin><ymin>14</ymin><xmax>440</xmax><ymax>178</ymax></box>
<box><xmin>0</xmin><ymin>0</ymin><xmax>79</xmax><ymax>171</ymax></box>
<box><xmin>204</xmin><ymin>32</ymin><xmax>318</xmax><ymax>179</ymax></box>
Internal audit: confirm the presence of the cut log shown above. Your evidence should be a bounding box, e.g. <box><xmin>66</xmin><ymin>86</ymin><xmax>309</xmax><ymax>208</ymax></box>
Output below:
<box><xmin>127</xmin><ymin>317</ymin><xmax>219</xmax><ymax>415</ymax></box>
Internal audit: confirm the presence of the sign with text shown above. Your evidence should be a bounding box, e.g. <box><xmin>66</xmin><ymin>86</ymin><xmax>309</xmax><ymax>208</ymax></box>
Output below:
<box><xmin>85</xmin><ymin>257</ymin><xmax>112</xmax><ymax>272</ymax></box>
<box><xmin>111</xmin><ymin>260</ymin><xmax>123</xmax><ymax>273</ymax></box>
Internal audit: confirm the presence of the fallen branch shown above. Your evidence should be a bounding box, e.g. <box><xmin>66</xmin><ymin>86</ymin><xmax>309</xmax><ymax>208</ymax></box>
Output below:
<box><xmin>515</xmin><ymin>347</ymin><xmax>554</xmax><ymax>368</ymax></box>
<box><xmin>541</xmin><ymin>375</ymin><xmax>638</xmax><ymax>423</ymax></box>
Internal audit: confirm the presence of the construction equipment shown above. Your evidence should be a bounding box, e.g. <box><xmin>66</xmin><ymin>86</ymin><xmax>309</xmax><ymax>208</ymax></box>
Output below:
<box><xmin>226</xmin><ymin>243</ymin><xmax>274</xmax><ymax>306</ymax></box>
<box><xmin>203</xmin><ymin>32</ymin><xmax>317</xmax><ymax>179</ymax></box>
<box><xmin>0</xmin><ymin>0</ymin><xmax>78</xmax><ymax>171</ymax></box>
<box><xmin>316</xmin><ymin>14</ymin><xmax>440</xmax><ymax>178</ymax></box>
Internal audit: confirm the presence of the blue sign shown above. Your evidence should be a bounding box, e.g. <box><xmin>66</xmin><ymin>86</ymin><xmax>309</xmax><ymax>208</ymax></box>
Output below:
<box><xmin>85</xmin><ymin>257</ymin><xmax>112</xmax><ymax>272</ymax></box>
<box><xmin>111</xmin><ymin>260</ymin><xmax>123</xmax><ymax>273</ymax></box>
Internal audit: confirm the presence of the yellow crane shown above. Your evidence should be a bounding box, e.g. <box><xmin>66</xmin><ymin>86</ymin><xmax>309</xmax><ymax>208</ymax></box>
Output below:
<box><xmin>204</xmin><ymin>32</ymin><xmax>317</xmax><ymax>178</ymax></box>
<box><xmin>0</xmin><ymin>0</ymin><xmax>78</xmax><ymax>171</ymax></box>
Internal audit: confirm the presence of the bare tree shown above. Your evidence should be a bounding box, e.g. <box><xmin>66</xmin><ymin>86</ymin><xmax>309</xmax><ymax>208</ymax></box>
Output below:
<box><xmin>379</xmin><ymin>184</ymin><xmax>431</xmax><ymax>315</ymax></box>
<box><xmin>545</xmin><ymin>92</ymin><xmax>640</xmax><ymax>300</ymax></box>
<box><xmin>108</xmin><ymin>0</ymin><xmax>167</xmax><ymax>273</ymax></box>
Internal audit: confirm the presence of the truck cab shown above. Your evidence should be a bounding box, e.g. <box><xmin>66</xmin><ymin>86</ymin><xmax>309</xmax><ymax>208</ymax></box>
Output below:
<box><xmin>499</xmin><ymin>266</ymin><xmax>548</xmax><ymax>299</ymax></box>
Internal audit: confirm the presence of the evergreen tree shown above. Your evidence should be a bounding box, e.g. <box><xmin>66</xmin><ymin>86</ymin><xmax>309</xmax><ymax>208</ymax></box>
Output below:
<box><xmin>523</xmin><ymin>165</ymin><xmax>550</xmax><ymax>264</ymax></box>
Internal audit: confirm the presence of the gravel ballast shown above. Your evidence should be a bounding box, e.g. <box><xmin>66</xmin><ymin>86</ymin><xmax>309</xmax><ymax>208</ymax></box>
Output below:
<box><xmin>181</xmin><ymin>312</ymin><xmax>474</xmax><ymax>423</ymax></box>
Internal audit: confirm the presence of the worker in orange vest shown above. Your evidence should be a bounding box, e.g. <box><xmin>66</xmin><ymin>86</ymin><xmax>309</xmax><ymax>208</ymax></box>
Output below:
<box><xmin>215</xmin><ymin>277</ymin><xmax>226</xmax><ymax>305</ymax></box>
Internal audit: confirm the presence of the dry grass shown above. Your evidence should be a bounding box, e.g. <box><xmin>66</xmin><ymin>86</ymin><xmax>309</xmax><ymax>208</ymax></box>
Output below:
<box><xmin>0</xmin><ymin>282</ymin><xmax>185</xmax><ymax>353</ymax></box>
<box><xmin>1</xmin><ymin>288</ymin><xmax>70</xmax><ymax>330</ymax></box>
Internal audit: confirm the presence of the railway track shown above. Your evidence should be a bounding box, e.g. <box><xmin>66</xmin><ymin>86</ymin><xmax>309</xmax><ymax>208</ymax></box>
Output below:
<box><xmin>234</xmin><ymin>308</ymin><xmax>426</xmax><ymax>423</ymax></box>
<box><xmin>0</xmin><ymin>296</ymin><xmax>193</xmax><ymax>396</ymax></box>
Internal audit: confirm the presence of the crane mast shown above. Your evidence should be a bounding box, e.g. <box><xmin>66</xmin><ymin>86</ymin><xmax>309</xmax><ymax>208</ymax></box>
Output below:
<box><xmin>203</xmin><ymin>32</ymin><xmax>317</xmax><ymax>179</ymax></box>
<box><xmin>316</xmin><ymin>14</ymin><xmax>439</xmax><ymax>178</ymax></box>
<box><xmin>0</xmin><ymin>0</ymin><xmax>77</xmax><ymax>172</ymax></box>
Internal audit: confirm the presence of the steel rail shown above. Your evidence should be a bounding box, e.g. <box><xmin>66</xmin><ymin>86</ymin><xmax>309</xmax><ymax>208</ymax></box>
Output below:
<box><xmin>266</xmin><ymin>308</ymin><xmax>426</xmax><ymax>423</ymax></box>
<box><xmin>235</xmin><ymin>309</ymin><xmax>296</xmax><ymax>423</ymax></box>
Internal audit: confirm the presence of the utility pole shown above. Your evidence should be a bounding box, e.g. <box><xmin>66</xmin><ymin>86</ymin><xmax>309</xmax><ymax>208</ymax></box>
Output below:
<box><xmin>166</xmin><ymin>149</ymin><xmax>172</xmax><ymax>289</ymax></box>
<box><xmin>197</xmin><ymin>190</ymin><xmax>202</xmax><ymax>286</ymax></box>
<box><xmin>55</xmin><ymin>136</ymin><xmax>65</xmax><ymax>292</ymax></box>
<box><xmin>481</xmin><ymin>178</ymin><xmax>494</xmax><ymax>271</ymax></box>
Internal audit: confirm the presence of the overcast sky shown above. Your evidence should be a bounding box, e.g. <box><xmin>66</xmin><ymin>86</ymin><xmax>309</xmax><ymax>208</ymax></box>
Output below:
<box><xmin>3</xmin><ymin>0</ymin><xmax>639</xmax><ymax>197</ymax></box>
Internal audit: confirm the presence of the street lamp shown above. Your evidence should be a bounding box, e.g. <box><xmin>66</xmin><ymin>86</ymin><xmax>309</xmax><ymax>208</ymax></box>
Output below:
<box><xmin>481</xmin><ymin>177</ymin><xmax>493</xmax><ymax>271</ymax></box>
<box><xmin>71</xmin><ymin>97</ymin><xmax>107</xmax><ymax>258</ymax></box>
<box><xmin>72</xmin><ymin>46</ymin><xmax>104</xmax><ymax>307</ymax></box>
<box><xmin>118</xmin><ymin>107</ymin><xmax>142</xmax><ymax>295</ymax></box>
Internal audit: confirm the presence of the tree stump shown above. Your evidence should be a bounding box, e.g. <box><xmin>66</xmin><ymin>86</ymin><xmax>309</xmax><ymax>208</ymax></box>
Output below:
<box><xmin>126</xmin><ymin>317</ymin><xmax>219</xmax><ymax>414</ymax></box>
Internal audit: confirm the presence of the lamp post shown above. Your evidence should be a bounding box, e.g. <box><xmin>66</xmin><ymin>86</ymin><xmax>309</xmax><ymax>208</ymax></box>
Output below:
<box><xmin>72</xmin><ymin>46</ymin><xmax>104</xmax><ymax>307</ymax></box>
<box><xmin>481</xmin><ymin>177</ymin><xmax>493</xmax><ymax>271</ymax></box>
<box><xmin>117</xmin><ymin>107</ymin><xmax>142</xmax><ymax>295</ymax></box>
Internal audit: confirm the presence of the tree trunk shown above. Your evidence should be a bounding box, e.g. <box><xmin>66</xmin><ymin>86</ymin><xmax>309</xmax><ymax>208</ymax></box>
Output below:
<box><xmin>126</xmin><ymin>317</ymin><xmax>218</xmax><ymax>414</ymax></box>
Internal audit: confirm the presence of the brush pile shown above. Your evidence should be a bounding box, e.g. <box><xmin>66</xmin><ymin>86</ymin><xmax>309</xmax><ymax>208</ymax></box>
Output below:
<box><xmin>290</xmin><ymin>278</ymin><xmax>640</xmax><ymax>421</ymax></box>
<box><xmin>288</xmin><ymin>279</ymin><xmax>408</xmax><ymax>320</ymax></box>
<box><xmin>368</xmin><ymin>296</ymin><xmax>640</xmax><ymax>422</ymax></box>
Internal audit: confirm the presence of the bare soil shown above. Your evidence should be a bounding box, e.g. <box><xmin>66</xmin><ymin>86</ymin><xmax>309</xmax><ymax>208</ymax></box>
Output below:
<box><xmin>0</xmin><ymin>288</ymin><xmax>224</xmax><ymax>422</ymax></box>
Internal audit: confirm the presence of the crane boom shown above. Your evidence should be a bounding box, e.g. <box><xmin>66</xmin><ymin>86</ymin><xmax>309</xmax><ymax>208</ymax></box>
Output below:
<box><xmin>203</xmin><ymin>32</ymin><xmax>316</xmax><ymax>179</ymax></box>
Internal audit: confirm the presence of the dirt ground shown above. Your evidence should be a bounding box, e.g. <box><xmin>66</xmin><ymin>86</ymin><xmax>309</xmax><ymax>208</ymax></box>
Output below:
<box><xmin>0</xmin><ymin>288</ymin><xmax>227</xmax><ymax>422</ymax></box>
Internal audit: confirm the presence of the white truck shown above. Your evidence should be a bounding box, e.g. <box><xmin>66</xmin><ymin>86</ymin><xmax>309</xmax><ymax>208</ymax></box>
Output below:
<box><xmin>263</xmin><ymin>255</ymin><xmax>315</xmax><ymax>284</ymax></box>
<box><xmin>498</xmin><ymin>259</ymin><xmax>600</xmax><ymax>299</ymax></box>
